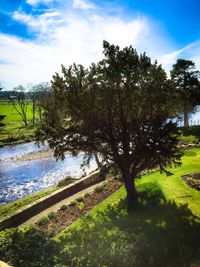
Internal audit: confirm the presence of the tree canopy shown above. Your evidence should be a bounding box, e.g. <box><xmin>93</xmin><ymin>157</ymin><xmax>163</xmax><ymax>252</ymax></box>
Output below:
<box><xmin>170</xmin><ymin>59</ymin><xmax>200</xmax><ymax>126</ymax></box>
<box><xmin>37</xmin><ymin>41</ymin><xmax>181</xmax><ymax>207</ymax></box>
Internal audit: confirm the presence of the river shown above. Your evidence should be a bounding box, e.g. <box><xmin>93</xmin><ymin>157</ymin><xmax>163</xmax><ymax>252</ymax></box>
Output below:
<box><xmin>0</xmin><ymin>142</ymin><xmax>96</xmax><ymax>205</ymax></box>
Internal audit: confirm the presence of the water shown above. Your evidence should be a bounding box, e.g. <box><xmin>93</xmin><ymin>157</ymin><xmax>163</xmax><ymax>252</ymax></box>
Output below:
<box><xmin>0</xmin><ymin>141</ymin><xmax>48</xmax><ymax>161</ymax></box>
<box><xmin>0</xmin><ymin>142</ymin><xmax>96</xmax><ymax>205</ymax></box>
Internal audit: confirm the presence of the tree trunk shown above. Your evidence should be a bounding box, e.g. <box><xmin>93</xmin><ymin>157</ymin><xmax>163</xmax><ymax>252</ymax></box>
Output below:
<box><xmin>32</xmin><ymin>101</ymin><xmax>35</xmax><ymax>125</ymax></box>
<box><xmin>94</xmin><ymin>152</ymin><xmax>101</xmax><ymax>169</ymax></box>
<box><xmin>184</xmin><ymin>106</ymin><xmax>189</xmax><ymax>127</ymax></box>
<box><xmin>124</xmin><ymin>177</ymin><xmax>138</xmax><ymax>209</ymax></box>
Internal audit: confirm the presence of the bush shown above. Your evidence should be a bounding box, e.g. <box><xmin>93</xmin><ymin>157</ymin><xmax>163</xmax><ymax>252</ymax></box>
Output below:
<box><xmin>76</xmin><ymin>196</ymin><xmax>84</xmax><ymax>202</ymax></box>
<box><xmin>94</xmin><ymin>185</ymin><xmax>104</xmax><ymax>193</ymax></box>
<box><xmin>84</xmin><ymin>192</ymin><xmax>91</xmax><ymax>198</ymax></box>
<box><xmin>59</xmin><ymin>204</ymin><xmax>68</xmax><ymax>211</ymax></box>
<box><xmin>0</xmin><ymin>226</ymin><xmax>57</xmax><ymax>267</ymax></box>
<box><xmin>76</xmin><ymin>202</ymin><xmax>85</xmax><ymax>211</ymax></box>
<box><xmin>68</xmin><ymin>200</ymin><xmax>77</xmax><ymax>207</ymax></box>
<box><xmin>103</xmin><ymin>180</ymin><xmax>109</xmax><ymax>187</ymax></box>
<box><xmin>36</xmin><ymin>215</ymin><xmax>49</xmax><ymax>226</ymax></box>
<box><xmin>48</xmin><ymin>211</ymin><xmax>56</xmax><ymax>220</ymax></box>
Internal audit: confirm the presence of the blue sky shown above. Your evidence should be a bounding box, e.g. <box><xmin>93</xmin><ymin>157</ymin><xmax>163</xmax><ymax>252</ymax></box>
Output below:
<box><xmin>0</xmin><ymin>0</ymin><xmax>200</xmax><ymax>89</ymax></box>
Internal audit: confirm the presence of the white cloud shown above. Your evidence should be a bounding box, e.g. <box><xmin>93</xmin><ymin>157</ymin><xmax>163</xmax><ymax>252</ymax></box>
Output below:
<box><xmin>1</xmin><ymin>0</ymin><xmax>199</xmax><ymax>89</ymax></box>
<box><xmin>26</xmin><ymin>0</ymin><xmax>54</xmax><ymax>6</ymax></box>
<box><xmin>159</xmin><ymin>41</ymin><xmax>200</xmax><ymax>72</ymax></box>
<box><xmin>13</xmin><ymin>10</ymin><xmax>63</xmax><ymax>35</ymax></box>
<box><xmin>72</xmin><ymin>0</ymin><xmax>96</xmax><ymax>10</ymax></box>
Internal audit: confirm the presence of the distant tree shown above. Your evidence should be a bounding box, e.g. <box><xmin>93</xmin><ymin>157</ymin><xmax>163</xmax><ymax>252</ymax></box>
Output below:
<box><xmin>0</xmin><ymin>115</ymin><xmax>6</xmax><ymax>127</ymax></box>
<box><xmin>170</xmin><ymin>59</ymin><xmax>200</xmax><ymax>127</ymax></box>
<box><xmin>33</xmin><ymin>83</ymin><xmax>51</xmax><ymax>122</ymax></box>
<box><xmin>37</xmin><ymin>41</ymin><xmax>181</xmax><ymax>208</ymax></box>
<box><xmin>27</xmin><ymin>84</ymin><xmax>37</xmax><ymax>125</ymax></box>
<box><xmin>11</xmin><ymin>85</ymin><xmax>29</xmax><ymax>126</ymax></box>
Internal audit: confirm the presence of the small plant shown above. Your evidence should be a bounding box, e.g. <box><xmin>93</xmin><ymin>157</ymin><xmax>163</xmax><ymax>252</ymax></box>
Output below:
<box><xmin>76</xmin><ymin>202</ymin><xmax>85</xmax><ymax>211</ymax></box>
<box><xmin>48</xmin><ymin>212</ymin><xmax>56</xmax><ymax>220</ymax></box>
<box><xmin>103</xmin><ymin>180</ymin><xmax>108</xmax><ymax>187</ymax></box>
<box><xmin>76</xmin><ymin>196</ymin><xmax>84</xmax><ymax>202</ymax></box>
<box><xmin>84</xmin><ymin>192</ymin><xmax>91</xmax><ymax>198</ymax></box>
<box><xmin>94</xmin><ymin>185</ymin><xmax>104</xmax><ymax>193</ymax></box>
<box><xmin>59</xmin><ymin>204</ymin><xmax>68</xmax><ymax>211</ymax></box>
<box><xmin>68</xmin><ymin>200</ymin><xmax>77</xmax><ymax>207</ymax></box>
<box><xmin>36</xmin><ymin>216</ymin><xmax>49</xmax><ymax>226</ymax></box>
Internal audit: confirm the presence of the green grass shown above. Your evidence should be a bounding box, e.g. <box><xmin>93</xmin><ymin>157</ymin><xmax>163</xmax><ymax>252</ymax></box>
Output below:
<box><xmin>0</xmin><ymin>187</ymin><xmax>58</xmax><ymax>218</ymax></box>
<box><xmin>55</xmin><ymin>148</ymin><xmax>200</xmax><ymax>267</ymax></box>
<box><xmin>0</xmin><ymin>102</ymin><xmax>38</xmax><ymax>146</ymax></box>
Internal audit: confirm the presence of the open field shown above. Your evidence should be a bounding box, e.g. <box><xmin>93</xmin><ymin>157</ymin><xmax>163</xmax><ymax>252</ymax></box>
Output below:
<box><xmin>0</xmin><ymin>101</ymin><xmax>37</xmax><ymax>146</ymax></box>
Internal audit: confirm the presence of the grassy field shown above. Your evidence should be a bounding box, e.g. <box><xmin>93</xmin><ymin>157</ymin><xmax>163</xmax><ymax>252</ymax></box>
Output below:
<box><xmin>55</xmin><ymin>148</ymin><xmax>200</xmax><ymax>267</ymax></box>
<box><xmin>0</xmin><ymin>101</ymin><xmax>37</xmax><ymax>146</ymax></box>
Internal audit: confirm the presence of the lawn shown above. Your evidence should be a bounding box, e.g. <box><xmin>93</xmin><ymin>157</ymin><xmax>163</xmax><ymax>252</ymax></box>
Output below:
<box><xmin>0</xmin><ymin>101</ymin><xmax>37</xmax><ymax>146</ymax></box>
<box><xmin>55</xmin><ymin>148</ymin><xmax>200</xmax><ymax>267</ymax></box>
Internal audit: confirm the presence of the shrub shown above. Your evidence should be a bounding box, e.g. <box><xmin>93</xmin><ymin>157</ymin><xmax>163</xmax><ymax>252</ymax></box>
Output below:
<box><xmin>0</xmin><ymin>226</ymin><xmax>57</xmax><ymax>267</ymax></box>
<box><xmin>59</xmin><ymin>204</ymin><xmax>68</xmax><ymax>211</ymax></box>
<box><xmin>48</xmin><ymin>211</ymin><xmax>56</xmax><ymax>220</ymax></box>
<box><xmin>103</xmin><ymin>180</ymin><xmax>109</xmax><ymax>187</ymax></box>
<box><xmin>36</xmin><ymin>215</ymin><xmax>49</xmax><ymax>226</ymax></box>
<box><xmin>76</xmin><ymin>196</ymin><xmax>84</xmax><ymax>202</ymax></box>
<box><xmin>76</xmin><ymin>202</ymin><xmax>85</xmax><ymax>211</ymax></box>
<box><xmin>94</xmin><ymin>185</ymin><xmax>104</xmax><ymax>193</ymax></box>
<box><xmin>84</xmin><ymin>192</ymin><xmax>91</xmax><ymax>198</ymax></box>
<box><xmin>68</xmin><ymin>200</ymin><xmax>77</xmax><ymax>207</ymax></box>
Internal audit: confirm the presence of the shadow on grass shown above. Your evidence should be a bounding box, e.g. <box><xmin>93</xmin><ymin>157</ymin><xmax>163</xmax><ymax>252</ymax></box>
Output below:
<box><xmin>57</xmin><ymin>185</ymin><xmax>200</xmax><ymax>267</ymax></box>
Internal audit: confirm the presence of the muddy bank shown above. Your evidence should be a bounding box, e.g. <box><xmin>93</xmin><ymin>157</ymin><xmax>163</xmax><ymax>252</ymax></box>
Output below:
<box><xmin>12</xmin><ymin>150</ymin><xmax>54</xmax><ymax>162</ymax></box>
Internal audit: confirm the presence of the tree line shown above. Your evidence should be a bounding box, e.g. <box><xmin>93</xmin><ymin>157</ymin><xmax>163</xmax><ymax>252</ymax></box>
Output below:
<box><xmin>0</xmin><ymin>83</ymin><xmax>51</xmax><ymax>127</ymax></box>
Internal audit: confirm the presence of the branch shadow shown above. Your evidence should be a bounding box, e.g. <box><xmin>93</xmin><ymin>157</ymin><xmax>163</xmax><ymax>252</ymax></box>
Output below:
<box><xmin>57</xmin><ymin>185</ymin><xmax>200</xmax><ymax>267</ymax></box>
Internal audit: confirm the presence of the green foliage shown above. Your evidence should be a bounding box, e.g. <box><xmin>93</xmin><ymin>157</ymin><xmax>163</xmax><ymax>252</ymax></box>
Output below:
<box><xmin>48</xmin><ymin>211</ymin><xmax>56</xmax><ymax>220</ymax></box>
<box><xmin>170</xmin><ymin>59</ymin><xmax>200</xmax><ymax>126</ymax></box>
<box><xmin>76</xmin><ymin>202</ymin><xmax>85</xmax><ymax>211</ymax></box>
<box><xmin>181</xmin><ymin>125</ymin><xmax>200</xmax><ymax>138</ymax></box>
<box><xmin>94</xmin><ymin>185</ymin><xmax>105</xmax><ymax>193</ymax></box>
<box><xmin>36</xmin><ymin>215</ymin><xmax>49</xmax><ymax>226</ymax></box>
<box><xmin>83</xmin><ymin>192</ymin><xmax>91</xmax><ymax>198</ymax></box>
<box><xmin>0</xmin><ymin>102</ymin><xmax>36</xmax><ymax>146</ymax></box>
<box><xmin>103</xmin><ymin>180</ymin><xmax>109</xmax><ymax>187</ymax></box>
<box><xmin>59</xmin><ymin>204</ymin><xmax>68</xmax><ymax>211</ymax></box>
<box><xmin>55</xmin><ymin>149</ymin><xmax>200</xmax><ymax>267</ymax></box>
<box><xmin>183</xmin><ymin>150</ymin><xmax>197</xmax><ymax>156</ymax></box>
<box><xmin>0</xmin><ymin>226</ymin><xmax>57</xmax><ymax>267</ymax></box>
<box><xmin>37</xmin><ymin>41</ymin><xmax>181</xmax><ymax>205</ymax></box>
<box><xmin>68</xmin><ymin>200</ymin><xmax>77</xmax><ymax>207</ymax></box>
<box><xmin>56</xmin><ymin>188</ymin><xmax>200</xmax><ymax>267</ymax></box>
<box><xmin>76</xmin><ymin>196</ymin><xmax>84</xmax><ymax>202</ymax></box>
<box><xmin>0</xmin><ymin>187</ymin><xmax>57</xmax><ymax>218</ymax></box>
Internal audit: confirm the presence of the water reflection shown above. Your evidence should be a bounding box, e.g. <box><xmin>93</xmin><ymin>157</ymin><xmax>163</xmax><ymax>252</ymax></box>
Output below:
<box><xmin>0</xmin><ymin>143</ymin><xmax>96</xmax><ymax>205</ymax></box>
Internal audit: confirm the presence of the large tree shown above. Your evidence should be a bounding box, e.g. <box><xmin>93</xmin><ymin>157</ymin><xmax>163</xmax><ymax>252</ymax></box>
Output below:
<box><xmin>170</xmin><ymin>59</ymin><xmax>200</xmax><ymax>127</ymax></box>
<box><xmin>37</xmin><ymin>42</ymin><xmax>181</xmax><ymax>207</ymax></box>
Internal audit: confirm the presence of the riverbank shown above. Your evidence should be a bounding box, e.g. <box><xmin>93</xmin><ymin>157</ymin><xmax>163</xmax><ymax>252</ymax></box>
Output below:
<box><xmin>11</xmin><ymin>149</ymin><xmax>54</xmax><ymax>162</ymax></box>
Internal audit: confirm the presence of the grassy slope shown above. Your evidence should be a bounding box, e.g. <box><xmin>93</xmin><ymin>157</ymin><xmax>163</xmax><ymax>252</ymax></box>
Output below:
<box><xmin>0</xmin><ymin>102</ymin><xmax>37</xmax><ymax>145</ymax></box>
<box><xmin>0</xmin><ymin>187</ymin><xmax>57</xmax><ymax>218</ymax></box>
<box><xmin>56</xmin><ymin>149</ymin><xmax>200</xmax><ymax>267</ymax></box>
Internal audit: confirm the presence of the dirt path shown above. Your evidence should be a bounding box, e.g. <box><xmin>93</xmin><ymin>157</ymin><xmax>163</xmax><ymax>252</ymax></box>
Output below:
<box><xmin>19</xmin><ymin>181</ymin><xmax>104</xmax><ymax>227</ymax></box>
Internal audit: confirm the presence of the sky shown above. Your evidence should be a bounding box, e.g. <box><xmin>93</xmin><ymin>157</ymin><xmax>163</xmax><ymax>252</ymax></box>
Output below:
<box><xmin>0</xmin><ymin>0</ymin><xmax>200</xmax><ymax>90</ymax></box>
